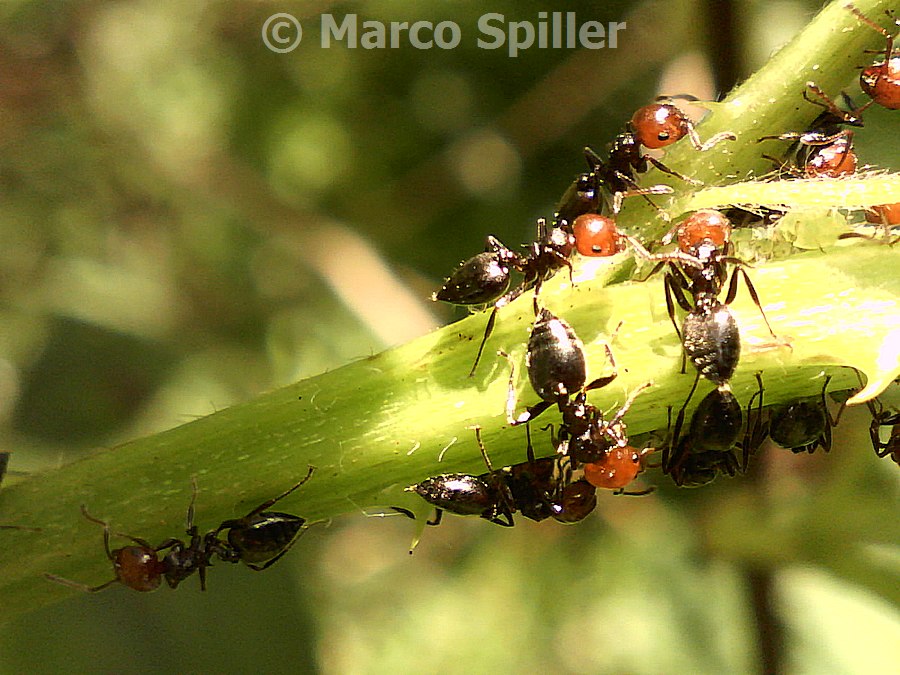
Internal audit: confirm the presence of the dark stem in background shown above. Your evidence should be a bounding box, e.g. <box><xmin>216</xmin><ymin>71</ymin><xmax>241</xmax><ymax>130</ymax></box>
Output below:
<box><xmin>701</xmin><ymin>0</ymin><xmax>742</xmax><ymax>95</ymax></box>
<box><xmin>747</xmin><ymin>567</ymin><xmax>785</xmax><ymax>675</ymax></box>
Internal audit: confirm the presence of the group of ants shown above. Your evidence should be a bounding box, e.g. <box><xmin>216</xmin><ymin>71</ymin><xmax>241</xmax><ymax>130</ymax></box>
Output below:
<box><xmin>407</xmin><ymin>4</ymin><xmax>900</xmax><ymax>528</ymax></box>
<box><xmin>1</xmin><ymin>4</ymin><xmax>898</xmax><ymax>597</ymax></box>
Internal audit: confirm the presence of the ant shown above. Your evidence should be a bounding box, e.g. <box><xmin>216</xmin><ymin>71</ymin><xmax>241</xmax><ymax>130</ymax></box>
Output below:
<box><xmin>209</xmin><ymin>467</ymin><xmax>315</xmax><ymax>571</ymax></box>
<box><xmin>847</xmin><ymin>4</ymin><xmax>899</xmax><ymax>110</ymax></box>
<box><xmin>434</xmin><ymin>217</ymin><xmax>576</xmax><ymax>376</ymax></box>
<box><xmin>406</xmin><ymin>427</ymin><xmax>597</xmax><ymax>527</ymax></box>
<box><xmin>768</xmin><ymin>375</ymin><xmax>843</xmax><ymax>454</ymax></box>
<box><xmin>45</xmin><ymin>468</ymin><xmax>314</xmax><ymax>593</ymax></box>
<box><xmin>505</xmin><ymin>426</ymin><xmax>598</xmax><ymax>523</ymax></box>
<box><xmin>555</xmin><ymin>382</ymin><xmax>653</xmax><ymax>469</ymax></box>
<box><xmin>502</xmin><ymin>308</ymin><xmax>618</xmax><ymax>427</ymax></box>
<box><xmin>758</xmin><ymin>84</ymin><xmax>865</xmax><ymax>178</ymax></box>
<box><xmin>865</xmin><ymin>397</ymin><xmax>900</xmax><ymax>465</ymax></box>
<box><xmin>554</xmin><ymin>99</ymin><xmax>734</xmax><ymax>222</ymax></box>
<box><xmin>639</xmin><ymin>210</ymin><xmax>779</xmax><ymax>396</ymax></box>
<box><xmin>665</xmin><ymin>378</ymin><xmax>765</xmax><ymax>486</ymax></box>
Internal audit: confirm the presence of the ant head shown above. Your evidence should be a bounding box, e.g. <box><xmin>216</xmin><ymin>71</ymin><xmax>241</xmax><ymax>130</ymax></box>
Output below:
<box><xmin>572</xmin><ymin>213</ymin><xmax>623</xmax><ymax>257</ymax></box>
<box><xmin>676</xmin><ymin>210</ymin><xmax>731</xmax><ymax>253</ymax></box>
<box><xmin>629</xmin><ymin>103</ymin><xmax>691</xmax><ymax>149</ymax></box>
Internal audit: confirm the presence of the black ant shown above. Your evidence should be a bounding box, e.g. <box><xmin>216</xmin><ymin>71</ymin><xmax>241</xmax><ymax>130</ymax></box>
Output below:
<box><xmin>505</xmin><ymin>426</ymin><xmax>598</xmax><ymax>523</ymax></box>
<box><xmin>758</xmin><ymin>84</ymin><xmax>864</xmax><ymax>178</ymax></box>
<box><xmin>502</xmin><ymin>308</ymin><xmax>617</xmax><ymax>427</ymax></box>
<box><xmin>865</xmin><ymin>397</ymin><xmax>900</xmax><ymax>465</ymax></box>
<box><xmin>847</xmin><ymin>4</ymin><xmax>899</xmax><ymax>110</ymax></box>
<box><xmin>208</xmin><ymin>467</ymin><xmax>315</xmax><ymax>570</ymax></box>
<box><xmin>434</xmin><ymin>217</ymin><xmax>576</xmax><ymax>376</ymax></box>
<box><xmin>405</xmin><ymin>427</ymin><xmax>517</xmax><ymax>527</ymax></box>
<box><xmin>768</xmin><ymin>376</ymin><xmax>842</xmax><ymax>454</ymax></box>
<box><xmin>406</xmin><ymin>427</ymin><xmax>598</xmax><ymax>527</ymax></box>
<box><xmin>665</xmin><ymin>379</ymin><xmax>765</xmax><ymax>486</ymax></box>
<box><xmin>45</xmin><ymin>468</ymin><xmax>314</xmax><ymax>593</ymax></box>
<box><xmin>501</xmin><ymin>306</ymin><xmax>655</xmax><ymax>493</ymax></box>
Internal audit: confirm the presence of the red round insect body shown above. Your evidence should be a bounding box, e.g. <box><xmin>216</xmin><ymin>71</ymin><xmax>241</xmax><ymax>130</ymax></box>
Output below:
<box><xmin>848</xmin><ymin>4</ymin><xmax>900</xmax><ymax>110</ymax></box>
<box><xmin>582</xmin><ymin>446</ymin><xmax>653</xmax><ymax>491</ymax></box>
<box><xmin>860</xmin><ymin>58</ymin><xmax>900</xmax><ymax>109</ymax></box>
<box><xmin>630</xmin><ymin>103</ymin><xmax>691</xmax><ymax>149</ymax></box>
<box><xmin>676</xmin><ymin>209</ymin><xmax>731</xmax><ymax>253</ymax></box>
<box><xmin>112</xmin><ymin>546</ymin><xmax>166</xmax><ymax>592</ymax></box>
<box><xmin>804</xmin><ymin>136</ymin><xmax>857</xmax><ymax>177</ymax></box>
<box><xmin>866</xmin><ymin>202</ymin><xmax>900</xmax><ymax>225</ymax></box>
<box><xmin>572</xmin><ymin>213</ymin><xmax>624</xmax><ymax>257</ymax></box>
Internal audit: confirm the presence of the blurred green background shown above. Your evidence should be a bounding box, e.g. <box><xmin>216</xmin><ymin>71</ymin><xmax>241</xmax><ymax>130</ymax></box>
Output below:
<box><xmin>0</xmin><ymin>0</ymin><xmax>897</xmax><ymax>672</ymax></box>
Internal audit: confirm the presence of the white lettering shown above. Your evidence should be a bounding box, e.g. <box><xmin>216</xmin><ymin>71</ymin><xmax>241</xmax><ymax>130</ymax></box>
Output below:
<box><xmin>321</xmin><ymin>14</ymin><xmax>357</xmax><ymax>48</ymax></box>
<box><xmin>477</xmin><ymin>13</ymin><xmax>505</xmax><ymax>50</ymax></box>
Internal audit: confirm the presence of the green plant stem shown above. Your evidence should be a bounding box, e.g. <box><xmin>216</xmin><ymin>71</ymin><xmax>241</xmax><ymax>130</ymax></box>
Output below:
<box><xmin>1</xmin><ymin>0</ymin><xmax>899</xmax><ymax>621</ymax></box>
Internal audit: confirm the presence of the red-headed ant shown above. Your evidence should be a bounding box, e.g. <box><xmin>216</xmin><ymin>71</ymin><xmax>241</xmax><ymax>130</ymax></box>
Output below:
<box><xmin>847</xmin><ymin>4</ymin><xmax>900</xmax><ymax>110</ymax></box>
<box><xmin>45</xmin><ymin>468</ymin><xmax>314</xmax><ymax>593</ymax></box>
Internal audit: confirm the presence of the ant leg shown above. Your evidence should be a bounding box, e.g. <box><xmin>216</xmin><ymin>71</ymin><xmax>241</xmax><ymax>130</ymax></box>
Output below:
<box><xmin>426</xmin><ymin>510</ymin><xmax>444</xmax><ymax>527</ymax></box>
<box><xmin>684</xmin><ymin>125</ymin><xmax>736</xmax><ymax>152</ymax></box>
<box><xmin>741</xmin><ymin>373</ymin><xmax>767</xmax><ymax>471</ymax></box>
<box><xmin>389</xmin><ymin>507</ymin><xmax>416</xmax><ymax>520</ymax></box>
<box><xmin>43</xmin><ymin>573</ymin><xmax>118</xmax><ymax>594</ymax></box>
<box><xmin>185</xmin><ymin>476</ymin><xmax>199</xmax><ymax>535</ymax></box>
<box><xmin>80</xmin><ymin>506</ymin><xmax>157</xmax><ymax>559</ymax></box>
<box><xmin>805</xmin><ymin>81</ymin><xmax>871</xmax><ymax>122</ymax></box>
<box><xmin>633</xmin><ymin>260</ymin><xmax>666</xmax><ymax>283</ymax></box>
<box><xmin>624</xmin><ymin>235</ymin><xmax>705</xmax><ymax>271</ymax></box>
<box><xmin>244</xmin><ymin>466</ymin><xmax>316</xmax><ymax>518</ymax></box>
<box><xmin>473</xmin><ymin>426</ymin><xmax>516</xmax><ymax>526</ymax></box>
<box><xmin>469</xmin><ymin>306</ymin><xmax>499</xmax><ymax>377</ymax></box>
<box><xmin>727</xmin><ymin>267</ymin><xmax>778</xmax><ymax>339</ymax></box>
<box><xmin>469</xmin><ymin>282</ymin><xmax>527</xmax><ymax>377</ymax></box>
<box><xmin>615</xmin><ymin>485</ymin><xmax>657</xmax><ymax>497</ymax></box>
<box><xmin>585</xmin><ymin>343</ymin><xmax>619</xmax><ymax>391</ymax></box>
<box><xmin>608</xmin><ymin>382</ymin><xmax>654</xmax><ymax>426</ymax></box>
<box><xmin>666</xmin><ymin>374</ymin><xmax>700</xmax><ymax>472</ymax></box>
<box><xmin>664</xmin><ymin>273</ymin><xmax>693</xmax><ymax>373</ymax></box>
<box><xmin>643</xmin><ymin>155</ymin><xmax>703</xmax><ymax>186</ymax></box>
<box><xmin>78</xmin><ymin>506</ymin><xmax>116</xmax><ymax>562</ymax></box>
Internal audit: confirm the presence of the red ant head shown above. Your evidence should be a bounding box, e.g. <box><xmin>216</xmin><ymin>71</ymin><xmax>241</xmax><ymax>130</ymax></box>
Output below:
<box><xmin>112</xmin><ymin>546</ymin><xmax>165</xmax><ymax>592</ymax></box>
<box><xmin>805</xmin><ymin>137</ymin><xmax>858</xmax><ymax>177</ymax></box>
<box><xmin>630</xmin><ymin>103</ymin><xmax>690</xmax><ymax>149</ymax></box>
<box><xmin>572</xmin><ymin>214</ymin><xmax>623</xmax><ymax>257</ymax></box>
<box><xmin>676</xmin><ymin>209</ymin><xmax>731</xmax><ymax>253</ymax></box>
<box><xmin>860</xmin><ymin>57</ymin><xmax>900</xmax><ymax>110</ymax></box>
<box><xmin>865</xmin><ymin>202</ymin><xmax>900</xmax><ymax>225</ymax></box>
<box><xmin>583</xmin><ymin>446</ymin><xmax>648</xmax><ymax>489</ymax></box>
